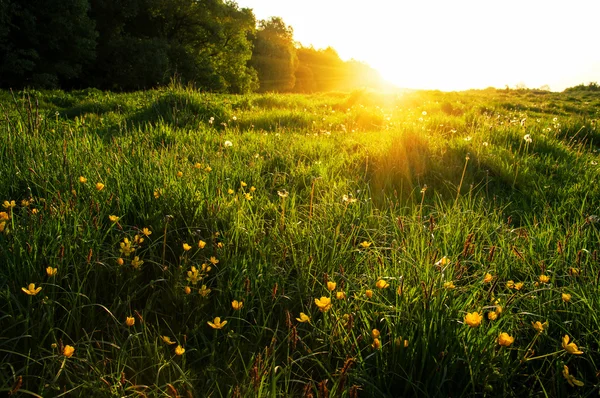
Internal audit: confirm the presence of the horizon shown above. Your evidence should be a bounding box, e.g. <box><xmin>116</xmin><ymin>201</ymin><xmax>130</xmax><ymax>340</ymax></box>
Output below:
<box><xmin>235</xmin><ymin>0</ymin><xmax>600</xmax><ymax>92</ymax></box>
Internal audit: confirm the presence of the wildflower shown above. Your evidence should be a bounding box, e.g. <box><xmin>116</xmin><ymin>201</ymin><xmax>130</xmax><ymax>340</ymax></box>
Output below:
<box><xmin>95</xmin><ymin>183</ymin><xmax>105</xmax><ymax>191</ymax></box>
<box><xmin>194</xmin><ymin>162</ymin><xmax>202</xmax><ymax>169</ymax></box>
<box><xmin>198</xmin><ymin>240</ymin><xmax>206</xmax><ymax>249</ymax></box>
<box><xmin>131</xmin><ymin>256</ymin><xmax>144</xmax><ymax>269</ymax></box>
<box><xmin>141</xmin><ymin>228</ymin><xmax>152</xmax><ymax>237</ymax></box>
<box><xmin>224</xmin><ymin>140</ymin><xmax>233</xmax><ymax>147</ymax></box>
<box><xmin>483</xmin><ymin>273</ymin><xmax>493</xmax><ymax>283</ymax></box>
<box><xmin>0</xmin><ymin>212</ymin><xmax>9</xmax><ymax>221</ymax></box>
<box><xmin>464</xmin><ymin>312</ymin><xmax>483</xmax><ymax>328</ymax></box>
<box><xmin>443</xmin><ymin>281</ymin><xmax>455</xmax><ymax>290</ymax></box>
<box><xmin>422</xmin><ymin>111</ymin><xmax>427</xmax><ymax>116</ymax></box>
<box><xmin>365</xmin><ymin>289</ymin><xmax>373</xmax><ymax>299</ymax></box>
<box><xmin>177</xmin><ymin>171</ymin><xmax>183</xmax><ymax>178</ymax></box>
<box><xmin>514</xmin><ymin>282</ymin><xmax>524</xmax><ymax>290</ymax></box>
<box><xmin>435</xmin><ymin>256</ymin><xmax>451</xmax><ymax>267</ymax></box>
<box><xmin>63</xmin><ymin>345</ymin><xmax>75</xmax><ymax>358</ymax></box>
<box><xmin>117</xmin><ymin>258</ymin><xmax>124</xmax><ymax>266</ymax></box>
<box><xmin>153</xmin><ymin>190</ymin><xmax>161</xmax><ymax>199</ymax></box>
<box><xmin>506</xmin><ymin>280</ymin><xmax>515</xmax><ymax>289</ymax></box>
<box><xmin>79</xmin><ymin>176</ymin><xmax>87</xmax><ymax>183</ymax></box>
<box><xmin>336</xmin><ymin>291</ymin><xmax>346</xmax><ymax>300</ymax></box>
<box><xmin>539</xmin><ymin>275</ymin><xmax>550</xmax><ymax>283</ymax></box>
<box><xmin>314</xmin><ymin>296</ymin><xmax>332</xmax><ymax>312</ymax></box>
<box><xmin>372</xmin><ymin>329</ymin><xmax>380</xmax><ymax>339</ymax></box>
<box><xmin>46</xmin><ymin>267</ymin><xmax>57</xmax><ymax>277</ymax></box>
<box><xmin>184</xmin><ymin>286</ymin><xmax>191</xmax><ymax>295</ymax></box>
<box><xmin>244</xmin><ymin>193</ymin><xmax>253</xmax><ymax>201</ymax></box>
<box><xmin>249</xmin><ymin>186</ymin><xmax>256</xmax><ymax>192</ymax></box>
<box><xmin>22</xmin><ymin>283</ymin><xmax>42</xmax><ymax>296</ymax></box>
<box><xmin>296</xmin><ymin>313</ymin><xmax>310</xmax><ymax>323</ymax></box>
<box><xmin>240</xmin><ymin>181</ymin><xmax>247</xmax><ymax>187</ymax></box>
<box><xmin>488</xmin><ymin>311</ymin><xmax>498</xmax><ymax>321</ymax></box>
<box><xmin>360</xmin><ymin>241</ymin><xmax>371</xmax><ymax>248</ymax></box>
<box><xmin>494</xmin><ymin>305</ymin><xmax>503</xmax><ymax>315</ymax></box>
<box><xmin>209</xmin><ymin>256</ymin><xmax>219</xmax><ymax>265</ymax></box>
<box><xmin>327</xmin><ymin>281</ymin><xmax>337</xmax><ymax>291</ymax></box>
<box><xmin>523</xmin><ymin>134</ymin><xmax>532</xmax><ymax>143</ymax></box>
<box><xmin>21</xmin><ymin>199</ymin><xmax>31</xmax><ymax>207</ymax></box>
<box><xmin>175</xmin><ymin>345</ymin><xmax>185</xmax><ymax>355</ymax></box>
<box><xmin>498</xmin><ymin>332</ymin><xmax>514</xmax><ymax>347</ymax></box>
<box><xmin>562</xmin><ymin>335</ymin><xmax>583</xmax><ymax>354</ymax></box>
<box><xmin>562</xmin><ymin>293</ymin><xmax>571</xmax><ymax>303</ymax></box>
<box><xmin>199</xmin><ymin>285</ymin><xmax>211</xmax><ymax>297</ymax></box>
<box><xmin>404</xmin><ymin>339</ymin><xmax>409</xmax><ymax>347</ymax></box>
<box><xmin>183</xmin><ymin>243</ymin><xmax>191</xmax><ymax>251</ymax></box>
<box><xmin>227</xmin><ymin>189</ymin><xmax>234</xmax><ymax>195</ymax></box>
<box><xmin>120</xmin><ymin>238</ymin><xmax>134</xmax><ymax>256</ymax></box>
<box><xmin>125</xmin><ymin>316</ymin><xmax>135</xmax><ymax>327</ymax></box>
<box><xmin>372</xmin><ymin>338</ymin><xmax>381</xmax><ymax>349</ymax></box>
<box><xmin>217</xmin><ymin>242</ymin><xmax>224</xmax><ymax>248</ymax></box>
<box><xmin>109</xmin><ymin>215</ymin><xmax>119</xmax><ymax>222</ymax></box>
<box><xmin>3</xmin><ymin>200</ymin><xmax>16</xmax><ymax>209</ymax></box>
<box><xmin>207</xmin><ymin>317</ymin><xmax>227</xmax><ymax>329</ymax></box>
<box><xmin>0</xmin><ymin>221</ymin><xmax>5</xmax><ymax>233</ymax></box>
<box><xmin>568</xmin><ymin>267</ymin><xmax>579</xmax><ymax>276</ymax></box>
<box><xmin>31</xmin><ymin>209</ymin><xmax>38</xmax><ymax>215</ymax></box>
<box><xmin>376</xmin><ymin>279</ymin><xmax>390</xmax><ymax>289</ymax></box>
<box><xmin>532</xmin><ymin>321</ymin><xmax>548</xmax><ymax>333</ymax></box>
<box><xmin>205</xmin><ymin>166</ymin><xmax>212</xmax><ymax>172</ymax></box>
<box><xmin>563</xmin><ymin>365</ymin><xmax>584</xmax><ymax>387</ymax></box>
<box><xmin>162</xmin><ymin>336</ymin><xmax>176</xmax><ymax>345</ymax></box>
<box><xmin>231</xmin><ymin>300</ymin><xmax>243</xmax><ymax>310</ymax></box>
<box><xmin>482</xmin><ymin>141</ymin><xmax>489</xmax><ymax>147</ymax></box>
<box><xmin>277</xmin><ymin>190</ymin><xmax>289</xmax><ymax>198</ymax></box>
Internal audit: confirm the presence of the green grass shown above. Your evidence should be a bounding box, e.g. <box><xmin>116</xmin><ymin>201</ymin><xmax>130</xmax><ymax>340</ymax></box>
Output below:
<box><xmin>1</xmin><ymin>85</ymin><xmax>599</xmax><ymax>397</ymax></box>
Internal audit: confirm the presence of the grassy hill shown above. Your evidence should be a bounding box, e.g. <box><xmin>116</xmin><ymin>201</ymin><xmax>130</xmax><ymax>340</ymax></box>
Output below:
<box><xmin>1</xmin><ymin>86</ymin><xmax>599</xmax><ymax>397</ymax></box>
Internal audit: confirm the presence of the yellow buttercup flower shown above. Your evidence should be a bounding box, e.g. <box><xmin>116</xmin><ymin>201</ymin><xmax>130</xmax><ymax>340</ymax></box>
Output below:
<box><xmin>372</xmin><ymin>329</ymin><xmax>380</xmax><ymax>339</ymax></box>
<box><xmin>464</xmin><ymin>312</ymin><xmax>483</xmax><ymax>328</ymax></box>
<box><xmin>296</xmin><ymin>312</ymin><xmax>310</xmax><ymax>323</ymax></box>
<box><xmin>161</xmin><ymin>336</ymin><xmax>176</xmax><ymax>345</ymax></box>
<box><xmin>117</xmin><ymin>258</ymin><xmax>124</xmax><ymax>266</ymax></box>
<box><xmin>376</xmin><ymin>279</ymin><xmax>390</xmax><ymax>289</ymax></box>
<box><xmin>131</xmin><ymin>256</ymin><xmax>144</xmax><ymax>269</ymax></box>
<box><xmin>443</xmin><ymin>281</ymin><xmax>455</xmax><ymax>290</ymax></box>
<box><xmin>360</xmin><ymin>241</ymin><xmax>371</xmax><ymax>248</ymax></box>
<box><xmin>207</xmin><ymin>317</ymin><xmax>227</xmax><ymax>329</ymax></box>
<box><xmin>539</xmin><ymin>274</ymin><xmax>550</xmax><ymax>283</ymax></box>
<box><xmin>562</xmin><ymin>335</ymin><xmax>583</xmax><ymax>354</ymax></box>
<box><xmin>488</xmin><ymin>311</ymin><xmax>498</xmax><ymax>321</ymax></box>
<box><xmin>240</xmin><ymin>181</ymin><xmax>247</xmax><ymax>187</ymax></box>
<box><xmin>22</xmin><ymin>283</ymin><xmax>42</xmax><ymax>296</ymax></box>
<box><xmin>227</xmin><ymin>189</ymin><xmax>234</xmax><ymax>195</ymax></box>
<box><xmin>209</xmin><ymin>256</ymin><xmax>219</xmax><ymax>265</ymax></box>
<box><xmin>436</xmin><ymin>256</ymin><xmax>451</xmax><ymax>267</ymax></box>
<box><xmin>63</xmin><ymin>345</ymin><xmax>75</xmax><ymax>358</ymax></box>
<box><xmin>109</xmin><ymin>215</ymin><xmax>119</xmax><ymax>222</ymax></box>
<box><xmin>194</xmin><ymin>162</ymin><xmax>202</xmax><ymax>169</ymax></box>
<box><xmin>563</xmin><ymin>365</ymin><xmax>584</xmax><ymax>387</ymax></box>
<box><xmin>79</xmin><ymin>176</ymin><xmax>87</xmax><ymax>183</ymax></box>
<box><xmin>562</xmin><ymin>293</ymin><xmax>571</xmax><ymax>303</ymax></box>
<box><xmin>3</xmin><ymin>200</ymin><xmax>16</xmax><ymax>209</ymax></box>
<box><xmin>175</xmin><ymin>345</ymin><xmax>185</xmax><ymax>355</ymax></box>
<box><xmin>176</xmin><ymin>171</ymin><xmax>183</xmax><ymax>178</ymax></box>
<box><xmin>372</xmin><ymin>338</ymin><xmax>381</xmax><ymax>349</ymax></box>
<box><xmin>231</xmin><ymin>300</ymin><xmax>243</xmax><ymax>310</ymax></box>
<box><xmin>46</xmin><ymin>267</ymin><xmax>58</xmax><ymax>277</ymax></box>
<box><xmin>326</xmin><ymin>281</ymin><xmax>337</xmax><ymax>291</ymax></box>
<box><xmin>198</xmin><ymin>240</ymin><xmax>206</xmax><ymax>249</ymax></box>
<box><xmin>532</xmin><ymin>321</ymin><xmax>548</xmax><ymax>333</ymax></box>
<box><xmin>183</xmin><ymin>243</ymin><xmax>191</xmax><ymax>251</ymax></box>
<box><xmin>0</xmin><ymin>211</ymin><xmax>9</xmax><ymax>221</ymax></box>
<box><xmin>506</xmin><ymin>280</ymin><xmax>515</xmax><ymax>289</ymax></box>
<box><xmin>514</xmin><ymin>282</ymin><xmax>524</xmax><ymax>290</ymax></box>
<box><xmin>184</xmin><ymin>286</ymin><xmax>191</xmax><ymax>294</ymax></box>
<box><xmin>483</xmin><ymin>273</ymin><xmax>493</xmax><ymax>283</ymax></box>
<box><xmin>365</xmin><ymin>289</ymin><xmax>373</xmax><ymax>299</ymax></box>
<box><xmin>336</xmin><ymin>291</ymin><xmax>346</xmax><ymax>300</ymax></box>
<box><xmin>494</xmin><ymin>305</ymin><xmax>503</xmax><ymax>315</ymax></box>
<box><xmin>199</xmin><ymin>285</ymin><xmax>211</xmax><ymax>297</ymax></box>
<box><xmin>314</xmin><ymin>296</ymin><xmax>332</xmax><ymax>312</ymax></box>
<box><xmin>95</xmin><ymin>182</ymin><xmax>105</xmax><ymax>191</ymax></box>
<box><xmin>250</xmin><ymin>186</ymin><xmax>256</xmax><ymax>192</ymax></box>
<box><xmin>497</xmin><ymin>332</ymin><xmax>514</xmax><ymax>347</ymax></box>
<box><xmin>125</xmin><ymin>316</ymin><xmax>135</xmax><ymax>327</ymax></box>
<box><xmin>141</xmin><ymin>228</ymin><xmax>152</xmax><ymax>236</ymax></box>
<box><xmin>244</xmin><ymin>193</ymin><xmax>253</xmax><ymax>201</ymax></box>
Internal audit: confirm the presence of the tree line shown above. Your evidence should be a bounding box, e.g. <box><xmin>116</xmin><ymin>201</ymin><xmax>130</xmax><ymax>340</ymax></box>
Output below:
<box><xmin>0</xmin><ymin>0</ymin><xmax>385</xmax><ymax>92</ymax></box>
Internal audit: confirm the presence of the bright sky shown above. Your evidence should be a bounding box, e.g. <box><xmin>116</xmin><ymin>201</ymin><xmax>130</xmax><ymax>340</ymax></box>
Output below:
<box><xmin>235</xmin><ymin>0</ymin><xmax>600</xmax><ymax>91</ymax></box>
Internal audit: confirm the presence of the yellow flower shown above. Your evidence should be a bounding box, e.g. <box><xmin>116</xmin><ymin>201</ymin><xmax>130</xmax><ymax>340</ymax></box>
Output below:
<box><xmin>199</xmin><ymin>285</ymin><xmax>211</xmax><ymax>297</ymax></box>
<box><xmin>372</xmin><ymin>338</ymin><xmax>381</xmax><ymax>349</ymax></box>
<box><xmin>494</xmin><ymin>305</ymin><xmax>503</xmax><ymax>315</ymax></box>
<box><xmin>176</xmin><ymin>171</ymin><xmax>183</xmax><ymax>177</ymax></box>
<box><xmin>372</xmin><ymin>329</ymin><xmax>380</xmax><ymax>339</ymax></box>
<box><xmin>568</xmin><ymin>267</ymin><xmax>580</xmax><ymax>276</ymax></box>
<box><xmin>0</xmin><ymin>211</ymin><xmax>9</xmax><ymax>221</ymax></box>
<box><xmin>125</xmin><ymin>316</ymin><xmax>135</xmax><ymax>327</ymax></box>
<box><xmin>22</xmin><ymin>283</ymin><xmax>42</xmax><ymax>296</ymax></box>
<box><xmin>464</xmin><ymin>312</ymin><xmax>483</xmax><ymax>328</ymax></box>
<box><xmin>153</xmin><ymin>190</ymin><xmax>161</xmax><ymax>199</ymax></box>
<box><xmin>109</xmin><ymin>215</ymin><xmax>119</xmax><ymax>222</ymax></box>
<box><xmin>244</xmin><ymin>193</ymin><xmax>253</xmax><ymax>201</ymax></box>
<box><xmin>228</xmin><ymin>189</ymin><xmax>234</xmax><ymax>195</ymax></box>
<box><xmin>488</xmin><ymin>311</ymin><xmax>498</xmax><ymax>321</ymax></box>
<box><xmin>562</xmin><ymin>293</ymin><xmax>571</xmax><ymax>303</ymax></box>
<box><xmin>182</xmin><ymin>243</ymin><xmax>191</xmax><ymax>251</ymax></box>
<box><xmin>194</xmin><ymin>162</ymin><xmax>202</xmax><ymax>169</ymax></box>
<box><xmin>296</xmin><ymin>312</ymin><xmax>310</xmax><ymax>323</ymax></box>
<box><xmin>506</xmin><ymin>280</ymin><xmax>515</xmax><ymax>289</ymax></box>
<box><xmin>539</xmin><ymin>274</ymin><xmax>550</xmax><ymax>283</ymax></box>
<box><xmin>404</xmin><ymin>339</ymin><xmax>409</xmax><ymax>347</ymax></box>
<box><xmin>443</xmin><ymin>281</ymin><xmax>455</xmax><ymax>290</ymax></box>
<box><xmin>365</xmin><ymin>290</ymin><xmax>373</xmax><ymax>299</ymax></box>
<box><xmin>336</xmin><ymin>291</ymin><xmax>346</xmax><ymax>300</ymax></box>
<box><xmin>79</xmin><ymin>176</ymin><xmax>87</xmax><ymax>183</ymax></box>
<box><xmin>483</xmin><ymin>273</ymin><xmax>493</xmax><ymax>283</ymax></box>
<box><xmin>184</xmin><ymin>286</ymin><xmax>191</xmax><ymax>294</ymax></box>
<box><xmin>207</xmin><ymin>317</ymin><xmax>227</xmax><ymax>329</ymax></box>
<box><xmin>514</xmin><ymin>282</ymin><xmax>524</xmax><ymax>290</ymax></box>
<box><xmin>117</xmin><ymin>258</ymin><xmax>124</xmax><ymax>266</ymax></box>
<box><xmin>31</xmin><ymin>209</ymin><xmax>38</xmax><ymax>215</ymax></box>
<box><xmin>240</xmin><ymin>181</ymin><xmax>247</xmax><ymax>187</ymax></box>
<box><xmin>205</xmin><ymin>166</ymin><xmax>212</xmax><ymax>172</ymax></box>
<box><xmin>198</xmin><ymin>240</ymin><xmax>206</xmax><ymax>249</ymax></box>
<box><xmin>562</xmin><ymin>335</ymin><xmax>583</xmax><ymax>354</ymax></box>
<box><xmin>326</xmin><ymin>281</ymin><xmax>337</xmax><ymax>291</ymax></box>
<box><xmin>175</xmin><ymin>345</ymin><xmax>185</xmax><ymax>355</ymax></box>
<box><xmin>162</xmin><ymin>336</ymin><xmax>176</xmax><ymax>345</ymax></box>
<box><xmin>217</xmin><ymin>242</ymin><xmax>224</xmax><ymax>248</ymax></box>
<box><xmin>497</xmin><ymin>332</ymin><xmax>514</xmax><ymax>347</ymax></box>
<box><xmin>360</xmin><ymin>241</ymin><xmax>371</xmax><ymax>248</ymax></box>
<box><xmin>436</xmin><ymin>256</ymin><xmax>451</xmax><ymax>267</ymax></box>
<box><xmin>95</xmin><ymin>183</ymin><xmax>105</xmax><ymax>191</ymax></box>
<box><xmin>46</xmin><ymin>267</ymin><xmax>58</xmax><ymax>277</ymax></box>
<box><xmin>3</xmin><ymin>200</ymin><xmax>16</xmax><ymax>209</ymax></box>
<box><xmin>563</xmin><ymin>365</ymin><xmax>584</xmax><ymax>387</ymax></box>
<box><xmin>208</xmin><ymin>257</ymin><xmax>218</xmax><ymax>265</ymax></box>
<box><xmin>376</xmin><ymin>279</ymin><xmax>390</xmax><ymax>289</ymax></box>
<box><xmin>131</xmin><ymin>256</ymin><xmax>144</xmax><ymax>269</ymax></box>
<box><xmin>232</xmin><ymin>300</ymin><xmax>243</xmax><ymax>310</ymax></box>
<box><xmin>141</xmin><ymin>228</ymin><xmax>152</xmax><ymax>236</ymax></box>
<box><xmin>314</xmin><ymin>296</ymin><xmax>332</xmax><ymax>312</ymax></box>
<box><xmin>63</xmin><ymin>345</ymin><xmax>75</xmax><ymax>358</ymax></box>
<box><xmin>250</xmin><ymin>186</ymin><xmax>256</xmax><ymax>192</ymax></box>
<box><xmin>532</xmin><ymin>321</ymin><xmax>548</xmax><ymax>333</ymax></box>
<box><xmin>0</xmin><ymin>221</ymin><xmax>5</xmax><ymax>233</ymax></box>
<box><xmin>21</xmin><ymin>199</ymin><xmax>31</xmax><ymax>207</ymax></box>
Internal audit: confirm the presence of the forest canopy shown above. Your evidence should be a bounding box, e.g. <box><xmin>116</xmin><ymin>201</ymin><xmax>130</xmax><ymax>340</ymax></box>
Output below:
<box><xmin>0</xmin><ymin>0</ymin><xmax>385</xmax><ymax>92</ymax></box>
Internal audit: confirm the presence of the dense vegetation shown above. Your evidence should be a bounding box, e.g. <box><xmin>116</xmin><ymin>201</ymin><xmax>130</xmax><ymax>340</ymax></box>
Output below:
<box><xmin>0</xmin><ymin>0</ymin><xmax>384</xmax><ymax>92</ymax></box>
<box><xmin>1</xmin><ymin>86</ymin><xmax>599</xmax><ymax>396</ymax></box>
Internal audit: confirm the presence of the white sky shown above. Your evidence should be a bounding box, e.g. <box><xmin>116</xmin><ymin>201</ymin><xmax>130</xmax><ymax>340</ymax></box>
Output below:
<box><xmin>235</xmin><ymin>0</ymin><xmax>600</xmax><ymax>91</ymax></box>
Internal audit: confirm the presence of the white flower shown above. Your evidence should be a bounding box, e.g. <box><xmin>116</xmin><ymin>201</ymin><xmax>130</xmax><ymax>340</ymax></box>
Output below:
<box><xmin>422</xmin><ymin>111</ymin><xmax>427</xmax><ymax>116</ymax></box>
<box><xmin>224</xmin><ymin>140</ymin><xmax>233</xmax><ymax>147</ymax></box>
<box><xmin>232</xmin><ymin>116</ymin><xmax>237</xmax><ymax>121</ymax></box>
<box><xmin>482</xmin><ymin>141</ymin><xmax>489</xmax><ymax>146</ymax></box>
<box><xmin>524</xmin><ymin>134</ymin><xmax>532</xmax><ymax>143</ymax></box>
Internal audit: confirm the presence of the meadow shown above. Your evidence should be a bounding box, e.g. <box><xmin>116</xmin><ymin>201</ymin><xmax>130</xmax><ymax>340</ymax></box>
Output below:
<box><xmin>1</xmin><ymin>85</ymin><xmax>599</xmax><ymax>397</ymax></box>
